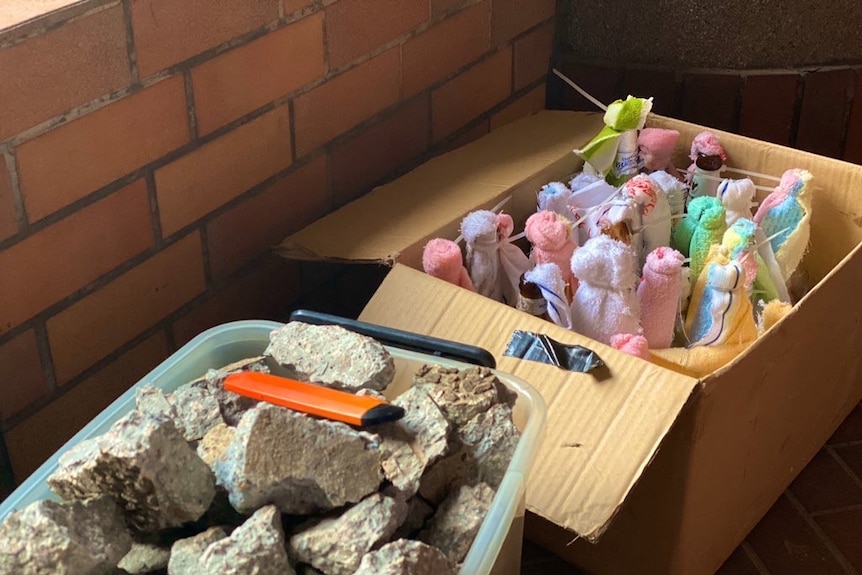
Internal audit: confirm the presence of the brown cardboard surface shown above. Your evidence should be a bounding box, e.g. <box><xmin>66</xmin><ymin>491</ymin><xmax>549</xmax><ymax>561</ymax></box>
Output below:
<box><xmin>279</xmin><ymin>110</ymin><xmax>862</xmax><ymax>573</ymax></box>
<box><xmin>359</xmin><ymin>264</ymin><xmax>700</xmax><ymax>540</ymax></box>
<box><xmin>275</xmin><ymin>111</ymin><xmax>604</xmax><ymax>268</ymax></box>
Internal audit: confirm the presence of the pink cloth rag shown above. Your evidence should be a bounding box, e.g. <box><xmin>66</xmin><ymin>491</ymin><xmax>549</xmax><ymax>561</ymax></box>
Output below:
<box><xmin>637</xmin><ymin>246</ymin><xmax>685</xmax><ymax>349</ymax></box>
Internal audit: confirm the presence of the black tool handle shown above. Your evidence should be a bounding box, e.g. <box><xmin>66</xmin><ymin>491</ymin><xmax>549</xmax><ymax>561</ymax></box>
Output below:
<box><xmin>288</xmin><ymin>309</ymin><xmax>496</xmax><ymax>369</ymax></box>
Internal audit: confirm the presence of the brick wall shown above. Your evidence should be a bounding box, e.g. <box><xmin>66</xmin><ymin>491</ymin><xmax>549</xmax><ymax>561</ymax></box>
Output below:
<box><xmin>0</xmin><ymin>0</ymin><xmax>555</xmax><ymax>489</ymax></box>
<box><xmin>550</xmin><ymin>59</ymin><xmax>862</xmax><ymax>164</ymax></box>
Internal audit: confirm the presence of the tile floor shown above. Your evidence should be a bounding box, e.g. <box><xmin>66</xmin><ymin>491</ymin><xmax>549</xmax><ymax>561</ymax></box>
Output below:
<box><xmin>520</xmin><ymin>402</ymin><xmax>862</xmax><ymax>575</ymax></box>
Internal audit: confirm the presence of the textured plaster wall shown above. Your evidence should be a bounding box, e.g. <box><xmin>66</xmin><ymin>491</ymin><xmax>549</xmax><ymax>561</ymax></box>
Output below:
<box><xmin>557</xmin><ymin>0</ymin><xmax>862</xmax><ymax>69</ymax></box>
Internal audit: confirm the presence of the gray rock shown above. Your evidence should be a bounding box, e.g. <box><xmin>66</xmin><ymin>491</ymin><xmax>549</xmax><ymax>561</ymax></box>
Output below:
<box><xmin>136</xmin><ymin>386</ymin><xmax>179</xmax><ymax>424</ymax></box>
<box><xmin>377</xmin><ymin>385</ymin><xmax>452</xmax><ymax>496</ymax></box>
<box><xmin>418</xmin><ymin>482</ymin><xmax>496</xmax><ymax>564</ymax></box>
<box><xmin>459</xmin><ymin>403</ymin><xmax>520</xmax><ymax>489</ymax></box>
<box><xmin>417</xmin><ymin>442</ymin><xmax>478</xmax><ymax>505</ymax></box>
<box><xmin>288</xmin><ymin>493</ymin><xmax>407</xmax><ymax>575</ymax></box>
<box><xmin>188</xmin><ymin>356</ymin><xmax>269</xmax><ymax>425</ymax></box>
<box><xmin>47</xmin><ymin>411</ymin><xmax>216</xmax><ymax>532</ymax></box>
<box><xmin>353</xmin><ymin>539</ymin><xmax>457</xmax><ymax>575</ymax></box>
<box><xmin>136</xmin><ymin>385</ymin><xmax>223</xmax><ymax>443</ymax></box>
<box><xmin>168</xmin><ymin>384</ymin><xmax>224</xmax><ymax>442</ymax></box>
<box><xmin>0</xmin><ymin>497</ymin><xmax>132</xmax><ymax>575</ymax></box>
<box><xmin>198</xmin><ymin>505</ymin><xmax>294</xmax><ymax>575</ymax></box>
<box><xmin>118</xmin><ymin>541</ymin><xmax>170</xmax><ymax>574</ymax></box>
<box><xmin>265</xmin><ymin>322</ymin><xmax>395</xmax><ymax>392</ymax></box>
<box><xmin>168</xmin><ymin>526</ymin><xmax>228</xmax><ymax>575</ymax></box>
<box><xmin>215</xmin><ymin>403</ymin><xmax>382</xmax><ymax>515</ymax></box>
<box><xmin>413</xmin><ymin>365</ymin><xmax>508</xmax><ymax>426</ymax></box>
<box><xmin>391</xmin><ymin>496</ymin><xmax>435</xmax><ymax>541</ymax></box>
<box><xmin>196</xmin><ymin>423</ymin><xmax>235</xmax><ymax>469</ymax></box>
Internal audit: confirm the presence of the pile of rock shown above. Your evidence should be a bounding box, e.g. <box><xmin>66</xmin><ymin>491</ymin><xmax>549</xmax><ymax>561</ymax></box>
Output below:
<box><xmin>0</xmin><ymin>322</ymin><xmax>522</xmax><ymax>575</ymax></box>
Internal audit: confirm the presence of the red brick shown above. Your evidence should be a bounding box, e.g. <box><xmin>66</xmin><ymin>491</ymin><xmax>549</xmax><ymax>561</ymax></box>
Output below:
<box><xmin>431</xmin><ymin>47</ymin><xmax>512</xmax><ymax>142</ymax></box>
<box><xmin>618</xmin><ymin>68</ymin><xmax>678</xmax><ymax>116</ymax></box>
<box><xmin>553</xmin><ymin>61</ymin><xmax>618</xmax><ymax>113</ymax></box>
<box><xmin>490</xmin><ymin>0</ymin><xmax>554</xmax><ymax>46</ymax></box>
<box><xmin>816</xmin><ymin>509</ymin><xmax>862</xmax><ymax>572</ymax></box>
<box><xmin>192</xmin><ymin>13</ymin><xmax>325</xmax><ymax>135</ymax></box>
<box><xmin>828</xmin><ymin>403</ymin><xmax>862</xmax><ymax>444</ymax></box>
<box><xmin>207</xmin><ymin>156</ymin><xmax>329</xmax><ymax>280</ymax></box>
<box><xmin>155</xmin><ymin>105</ymin><xmax>292</xmax><ymax>237</ymax></box>
<box><xmin>0</xmin><ymin>180</ymin><xmax>154</xmax><ymax>336</ymax></box>
<box><xmin>844</xmin><ymin>71</ymin><xmax>862</xmax><ymax>164</ymax></box>
<box><xmin>17</xmin><ymin>76</ymin><xmax>189</xmax><ymax>221</ymax></box>
<box><xmin>0</xmin><ymin>155</ymin><xmax>17</xmax><ymax>241</ymax></box>
<box><xmin>131</xmin><ymin>0</ymin><xmax>279</xmax><ymax>78</ymax></box>
<box><xmin>283</xmin><ymin>0</ymin><xmax>314</xmax><ymax>13</ymax></box>
<box><xmin>0</xmin><ymin>330</ymin><xmax>47</xmax><ymax>421</ymax></box>
<box><xmin>513</xmin><ymin>21</ymin><xmax>554</xmax><ymax>91</ymax></box>
<box><xmin>796</xmin><ymin>69</ymin><xmax>854</xmax><ymax>159</ymax></box>
<box><xmin>0</xmin><ymin>6</ymin><xmax>130</xmax><ymax>141</ymax></box>
<box><xmin>430</xmin><ymin>0</ymin><xmax>473</xmax><ymax>17</ymax></box>
<box><xmin>490</xmin><ymin>84</ymin><xmax>546</xmax><ymax>131</ymax></box>
<box><xmin>47</xmin><ymin>233</ymin><xmax>205</xmax><ymax>384</ymax></box>
<box><xmin>171</xmin><ymin>256</ymin><xmax>300</xmax><ymax>346</ymax></box>
<box><xmin>293</xmin><ymin>48</ymin><xmax>401</xmax><ymax>157</ymax></box>
<box><xmin>325</xmin><ymin>0</ymin><xmax>428</xmax><ymax>70</ymax></box>
<box><xmin>4</xmin><ymin>332</ymin><xmax>169</xmax><ymax>483</ymax></box>
<box><xmin>790</xmin><ymin>450</ymin><xmax>862</xmax><ymax>512</ymax></box>
<box><xmin>331</xmin><ymin>97</ymin><xmax>430</xmax><ymax>207</ymax></box>
<box><xmin>738</xmin><ymin>74</ymin><xmax>800</xmax><ymax>147</ymax></box>
<box><xmin>402</xmin><ymin>1</ymin><xmax>490</xmax><ymax>97</ymax></box>
<box><xmin>746</xmin><ymin>494</ymin><xmax>846</xmax><ymax>575</ymax></box>
<box><xmin>680</xmin><ymin>73</ymin><xmax>742</xmax><ymax>132</ymax></box>
<box><xmin>714</xmin><ymin>547</ymin><xmax>761</xmax><ymax>575</ymax></box>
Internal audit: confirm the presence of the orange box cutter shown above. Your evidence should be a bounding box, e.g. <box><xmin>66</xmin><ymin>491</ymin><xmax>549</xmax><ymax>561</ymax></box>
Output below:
<box><xmin>224</xmin><ymin>372</ymin><xmax>405</xmax><ymax>427</ymax></box>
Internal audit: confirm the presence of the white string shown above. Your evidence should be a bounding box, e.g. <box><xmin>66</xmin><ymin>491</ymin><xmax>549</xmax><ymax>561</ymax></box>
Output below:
<box><xmin>737</xmin><ymin>226</ymin><xmax>792</xmax><ymax>266</ymax></box>
<box><xmin>568</xmin><ymin>186</ymin><xmax>624</xmax><ymax>228</ymax></box>
<box><xmin>453</xmin><ymin>195</ymin><xmax>513</xmax><ymax>244</ymax></box>
<box><xmin>552</xmin><ymin>68</ymin><xmax>608</xmax><ymax>112</ymax></box>
<box><xmin>722</xmin><ymin>166</ymin><xmax>781</xmax><ymax>182</ymax></box>
<box><xmin>676</xmin><ymin>168</ymin><xmax>773</xmax><ymax>192</ymax></box>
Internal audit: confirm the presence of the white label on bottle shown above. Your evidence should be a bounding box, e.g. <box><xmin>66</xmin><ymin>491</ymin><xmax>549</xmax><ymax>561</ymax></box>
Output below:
<box><xmin>517</xmin><ymin>296</ymin><xmax>548</xmax><ymax>316</ymax></box>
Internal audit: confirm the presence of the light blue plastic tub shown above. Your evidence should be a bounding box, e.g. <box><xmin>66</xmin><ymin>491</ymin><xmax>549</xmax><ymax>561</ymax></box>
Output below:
<box><xmin>0</xmin><ymin>320</ymin><xmax>546</xmax><ymax>575</ymax></box>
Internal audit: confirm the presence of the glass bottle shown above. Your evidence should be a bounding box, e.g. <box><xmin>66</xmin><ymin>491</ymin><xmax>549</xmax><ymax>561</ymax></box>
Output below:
<box><xmin>517</xmin><ymin>273</ymin><xmax>551</xmax><ymax>321</ymax></box>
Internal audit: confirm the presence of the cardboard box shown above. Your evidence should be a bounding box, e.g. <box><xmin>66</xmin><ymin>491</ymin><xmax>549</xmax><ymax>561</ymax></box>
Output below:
<box><xmin>277</xmin><ymin>111</ymin><xmax>862</xmax><ymax>574</ymax></box>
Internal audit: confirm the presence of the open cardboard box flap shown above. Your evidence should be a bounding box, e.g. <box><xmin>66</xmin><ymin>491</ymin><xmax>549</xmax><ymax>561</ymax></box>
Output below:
<box><xmin>359</xmin><ymin>263</ymin><xmax>700</xmax><ymax>541</ymax></box>
<box><xmin>276</xmin><ymin>109</ymin><xmax>862</xmax><ymax>545</ymax></box>
<box><xmin>275</xmin><ymin>111</ymin><xmax>605</xmax><ymax>267</ymax></box>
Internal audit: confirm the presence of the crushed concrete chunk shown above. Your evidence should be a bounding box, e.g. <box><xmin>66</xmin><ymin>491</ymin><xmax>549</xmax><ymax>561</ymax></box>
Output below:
<box><xmin>265</xmin><ymin>322</ymin><xmax>395</xmax><ymax>392</ymax></box>
<box><xmin>288</xmin><ymin>493</ymin><xmax>407</xmax><ymax>575</ymax></box>
<box><xmin>168</xmin><ymin>385</ymin><xmax>224</xmax><ymax>442</ymax></box>
<box><xmin>459</xmin><ymin>403</ymin><xmax>520</xmax><ymax>489</ymax></box>
<box><xmin>215</xmin><ymin>403</ymin><xmax>382</xmax><ymax>514</ymax></box>
<box><xmin>168</xmin><ymin>526</ymin><xmax>228</xmax><ymax>575</ymax></box>
<box><xmin>0</xmin><ymin>497</ymin><xmax>132</xmax><ymax>575</ymax></box>
<box><xmin>188</xmin><ymin>356</ymin><xmax>269</xmax><ymax>425</ymax></box>
<box><xmin>47</xmin><ymin>411</ymin><xmax>216</xmax><ymax>532</ymax></box>
<box><xmin>377</xmin><ymin>385</ymin><xmax>452</xmax><ymax>495</ymax></box>
<box><xmin>196</xmin><ymin>423</ymin><xmax>236</xmax><ymax>469</ymax></box>
<box><xmin>418</xmin><ymin>442</ymin><xmax>478</xmax><ymax>505</ymax></box>
<box><xmin>197</xmin><ymin>505</ymin><xmax>294</xmax><ymax>575</ymax></box>
<box><xmin>136</xmin><ymin>385</ymin><xmax>223</xmax><ymax>443</ymax></box>
<box><xmin>136</xmin><ymin>386</ymin><xmax>179</xmax><ymax>423</ymax></box>
<box><xmin>418</xmin><ymin>482</ymin><xmax>496</xmax><ymax>564</ymax></box>
<box><xmin>117</xmin><ymin>541</ymin><xmax>170</xmax><ymax>574</ymax></box>
<box><xmin>413</xmin><ymin>365</ymin><xmax>504</xmax><ymax>426</ymax></box>
<box><xmin>354</xmin><ymin>539</ymin><xmax>457</xmax><ymax>575</ymax></box>
<box><xmin>391</xmin><ymin>496</ymin><xmax>435</xmax><ymax>541</ymax></box>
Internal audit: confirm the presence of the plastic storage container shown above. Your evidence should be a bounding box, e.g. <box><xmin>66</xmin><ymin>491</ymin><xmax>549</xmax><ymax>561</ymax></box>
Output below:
<box><xmin>0</xmin><ymin>320</ymin><xmax>546</xmax><ymax>575</ymax></box>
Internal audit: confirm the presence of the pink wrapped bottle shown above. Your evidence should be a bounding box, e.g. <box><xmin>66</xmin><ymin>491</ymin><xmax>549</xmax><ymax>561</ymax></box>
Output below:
<box><xmin>637</xmin><ymin>246</ymin><xmax>685</xmax><ymax>349</ymax></box>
